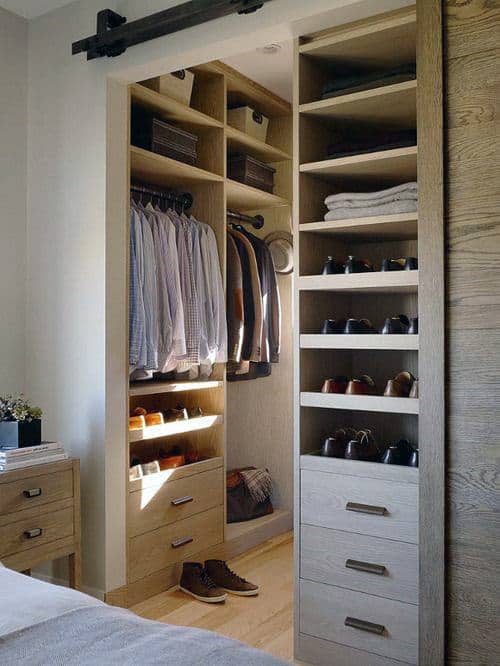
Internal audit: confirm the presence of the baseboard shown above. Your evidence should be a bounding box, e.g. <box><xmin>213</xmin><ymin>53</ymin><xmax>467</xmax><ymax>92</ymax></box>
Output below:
<box><xmin>33</xmin><ymin>572</ymin><xmax>105</xmax><ymax>601</ymax></box>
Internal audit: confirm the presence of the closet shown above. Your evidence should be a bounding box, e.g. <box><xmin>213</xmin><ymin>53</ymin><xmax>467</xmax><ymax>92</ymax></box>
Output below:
<box><xmin>123</xmin><ymin>61</ymin><xmax>293</xmax><ymax>605</ymax></box>
<box><xmin>294</xmin><ymin>7</ymin><xmax>423</xmax><ymax>666</ymax></box>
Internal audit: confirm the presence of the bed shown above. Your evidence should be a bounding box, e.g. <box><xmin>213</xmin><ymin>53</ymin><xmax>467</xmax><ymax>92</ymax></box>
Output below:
<box><xmin>0</xmin><ymin>564</ymin><xmax>287</xmax><ymax>665</ymax></box>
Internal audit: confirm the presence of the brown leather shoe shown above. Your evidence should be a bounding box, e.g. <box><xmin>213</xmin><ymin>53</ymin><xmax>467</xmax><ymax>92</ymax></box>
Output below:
<box><xmin>321</xmin><ymin>376</ymin><xmax>348</xmax><ymax>393</ymax></box>
<box><xmin>345</xmin><ymin>375</ymin><xmax>376</xmax><ymax>395</ymax></box>
<box><xmin>384</xmin><ymin>371</ymin><xmax>415</xmax><ymax>397</ymax></box>
<box><xmin>409</xmin><ymin>380</ymin><xmax>419</xmax><ymax>399</ymax></box>
<box><xmin>204</xmin><ymin>560</ymin><xmax>259</xmax><ymax>596</ymax></box>
<box><xmin>179</xmin><ymin>563</ymin><xmax>227</xmax><ymax>603</ymax></box>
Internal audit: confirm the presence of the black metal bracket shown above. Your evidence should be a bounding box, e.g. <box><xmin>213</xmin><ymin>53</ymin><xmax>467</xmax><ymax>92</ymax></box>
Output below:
<box><xmin>73</xmin><ymin>0</ymin><xmax>271</xmax><ymax>60</ymax></box>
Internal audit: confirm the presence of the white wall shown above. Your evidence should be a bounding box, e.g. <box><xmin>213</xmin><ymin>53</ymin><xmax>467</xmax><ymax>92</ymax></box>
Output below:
<box><xmin>0</xmin><ymin>7</ymin><xmax>27</xmax><ymax>395</ymax></box>
<box><xmin>26</xmin><ymin>0</ymin><xmax>412</xmax><ymax>596</ymax></box>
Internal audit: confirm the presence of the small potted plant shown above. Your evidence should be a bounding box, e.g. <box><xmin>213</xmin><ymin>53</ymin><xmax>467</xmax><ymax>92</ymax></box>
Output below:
<box><xmin>0</xmin><ymin>395</ymin><xmax>43</xmax><ymax>448</ymax></box>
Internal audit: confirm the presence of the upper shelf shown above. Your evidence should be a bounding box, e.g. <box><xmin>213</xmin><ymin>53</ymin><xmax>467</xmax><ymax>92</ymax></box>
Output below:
<box><xmin>129</xmin><ymin>414</ymin><xmax>223</xmax><ymax>443</ymax></box>
<box><xmin>225</xmin><ymin>125</ymin><xmax>291</xmax><ymax>164</ymax></box>
<box><xmin>129</xmin><ymin>380</ymin><xmax>223</xmax><ymax>398</ymax></box>
<box><xmin>299</xmin><ymin>213</ymin><xmax>418</xmax><ymax>241</ymax></box>
<box><xmin>298</xmin><ymin>270</ymin><xmax>419</xmax><ymax>294</ymax></box>
<box><xmin>300</xmin><ymin>392</ymin><xmax>419</xmax><ymax>415</ymax></box>
<box><xmin>130</xmin><ymin>146</ymin><xmax>223</xmax><ymax>188</ymax></box>
<box><xmin>130</xmin><ymin>83</ymin><xmax>223</xmax><ymax>129</ymax></box>
<box><xmin>300</xmin><ymin>334</ymin><xmax>419</xmax><ymax>351</ymax></box>
<box><xmin>226</xmin><ymin>178</ymin><xmax>290</xmax><ymax>212</ymax></box>
<box><xmin>300</xmin><ymin>146</ymin><xmax>417</xmax><ymax>184</ymax></box>
<box><xmin>299</xmin><ymin>80</ymin><xmax>417</xmax><ymax>128</ymax></box>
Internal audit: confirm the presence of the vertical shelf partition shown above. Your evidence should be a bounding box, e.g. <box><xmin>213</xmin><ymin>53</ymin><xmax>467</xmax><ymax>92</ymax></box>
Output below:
<box><xmin>294</xmin><ymin>7</ymin><xmax>420</xmax><ymax>666</ymax></box>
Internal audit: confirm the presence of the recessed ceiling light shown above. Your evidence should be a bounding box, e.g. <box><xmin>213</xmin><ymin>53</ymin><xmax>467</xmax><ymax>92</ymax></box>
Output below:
<box><xmin>257</xmin><ymin>43</ymin><xmax>283</xmax><ymax>55</ymax></box>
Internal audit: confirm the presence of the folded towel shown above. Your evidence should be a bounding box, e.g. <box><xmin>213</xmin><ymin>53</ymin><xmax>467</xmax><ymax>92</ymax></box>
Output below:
<box><xmin>327</xmin><ymin>191</ymin><xmax>417</xmax><ymax>211</ymax></box>
<box><xmin>324</xmin><ymin>199</ymin><xmax>418</xmax><ymax>221</ymax></box>
<box><xmin>325</xmin><ymin>182</ymin><xmax>417</xmax><ymax>208</ymax></box>
<box><xmin>322</xmin><ymin>64</ymin><xmax>416</xmax><ymax>99</ymax></box>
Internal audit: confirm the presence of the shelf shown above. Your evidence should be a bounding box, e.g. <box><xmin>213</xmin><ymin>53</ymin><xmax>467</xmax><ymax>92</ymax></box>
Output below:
<box><xmin>130</xmin><ymin>83</ymin><xmax>223</xmax><ymax>129</ymax></box>
<box><xmin>300</xmin><ymin>80</ymin><xmax>416</xmax><ymax>128</ymax></box>
<box><xmin>129</xmin><ymin>456</ymin><xmax>224</xmax><ymax>492</ymax></box>
<box><xmin>298</xmin><ymin>270</ymin><xmax>418</xmax><ymax>293</ymax></box>
<box><xmin>129</xmin><ymin>380</ymin><xmax>223</xmax><ymax>398</ymax></box>
<box><xmin>129</xmin><ymin>414</ymin><xmax>223</xmax><ymax>443</ymax></box>
<box><xmin>299</xmin><ymin>213</ymin><xmax>418</xmax><ymax>240</ymax></box>
<box><xmin>300</xmin><ymin>453</ymin><xmax>419</xmax><ymax>484</ymax></box>
<box><xmin>300</xmin><ymin>392</ymin><xmax>419</xmax><ymax>415</ymax></box>
<box><xmin>300</xmin><ymin>334</ymin><xmax>419</xmax><ymax>351</ymax></box>
<box><xmin>130</xmin><ymin>146</ymin><xmax>224</xmax><ymax>189</ymax></box>
<box><xmin>226</xmin><ymin>178</ymin><xmax>290</xmax><ymax>212</ymax></box>
<box><xmin>225</xmin><ymin>509</ymin><xmax>293</xmax><ymax>542</ymax></box>
<box><xmin>225</xmin><ymin>125</ymin><xmax>291</xmax><ymax>164</ymax></box>
<box><xmin>300</xmin><ymin>146</ymin><xmax>417</xmax><ymax>183</ymax></box>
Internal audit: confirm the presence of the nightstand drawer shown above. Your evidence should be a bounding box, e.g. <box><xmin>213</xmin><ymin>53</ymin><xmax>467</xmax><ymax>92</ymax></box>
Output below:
<box><xmin>128</xmin><ymin>466</ymin><xmax>223</xmax><ymax>537</ymax></box>
<box><xmin>301</xmin><ymin>470</ymin><xmax>418</xmax><ymax>543</ymax></box>
<box><xmin>0</xmin><ymin>506</ymin><xmax>74</xmax><ymax>558</ymax></box>
<box><xmin>0</xmin><ymin>469</ymin><xmax>73</xmax><ymax>516</ymax></box>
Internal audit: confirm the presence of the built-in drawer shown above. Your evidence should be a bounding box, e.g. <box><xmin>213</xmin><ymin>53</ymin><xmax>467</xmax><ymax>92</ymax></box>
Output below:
<box><xmin>129</xmin><ymin>506</ymin><xmax>223</xmax><ymax>582</ymax></box>
<box><xmin>301</xmin><ymin>525</ymin><xmax>418</xmax><ymax>604</ymax></box>
<box><xmin>0</xmin><ymin>506</ymin><xmax>74</xmax><ymax>558</ymax></box>
<box><xmin>300</xmin><ymin>579</ymin><xmax>418</xmax><ymax>665</ymax></box>
<box><xmin>128</xmin><ymin>466</ymin><xmax>223</xmax><ymax>537</ymax></box>
<box><xmin>301</xmin><ymin>470</ymin><xmax>418</xmax><ymax>543</ymax></box>
<box><xmin>0</xmin><ymin>470</ymin><xmax>73</xmax><ymax>516</ymax></box>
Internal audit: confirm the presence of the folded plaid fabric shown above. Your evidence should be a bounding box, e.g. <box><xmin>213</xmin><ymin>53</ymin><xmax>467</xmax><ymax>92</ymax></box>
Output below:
<box><xmin>240</xmin><ymin>468</ymin><xmax>273</xmax><ymax>503</ymax></box>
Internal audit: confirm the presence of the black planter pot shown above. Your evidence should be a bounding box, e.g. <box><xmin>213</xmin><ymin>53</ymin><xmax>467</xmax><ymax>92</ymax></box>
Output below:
<box><xmin>0</xmin><ymin>419</ymin><xmax>42</xmax><ymax>448</ymax></box>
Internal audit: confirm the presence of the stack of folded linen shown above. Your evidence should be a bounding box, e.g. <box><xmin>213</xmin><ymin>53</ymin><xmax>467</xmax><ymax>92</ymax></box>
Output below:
<box><xmin>324</xmin><ymin>182</ymin><xmax>418</xmax><ymax>221</ymax></box>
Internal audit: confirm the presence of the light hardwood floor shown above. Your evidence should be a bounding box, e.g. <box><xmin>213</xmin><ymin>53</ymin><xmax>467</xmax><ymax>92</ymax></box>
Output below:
<box><xmin>131</xmin><ymin>531</ymin><xmax>294</xmax><ymax>661</ymax></box>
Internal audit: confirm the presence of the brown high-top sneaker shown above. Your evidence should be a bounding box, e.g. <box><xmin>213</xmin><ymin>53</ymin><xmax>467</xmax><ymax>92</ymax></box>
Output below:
<box><xmin>204</xmin><ymin>560</ymin><xmax>259</xmax><ymax>596</ymax></box>
<box><xmin>179</xmin><ymin>562</ymin><xmax>227</xmax><ymax>603</ymax></box>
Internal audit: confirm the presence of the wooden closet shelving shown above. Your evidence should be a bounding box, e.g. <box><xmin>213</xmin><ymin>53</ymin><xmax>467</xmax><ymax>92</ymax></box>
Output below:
<box><xmin>299</xmin><ymin>213</ymin><xmax>418</xmax><ymax>240</ymax></box>
<box><xmin>129</xmin><ymin>380</ymin><xmax>223</xmax><ymax>398</ymax></box>
<box><xmin>298</xmin><ymin>270</ymin><xmax>419</xmax><ymax>293</ymax></box>
<box><xmin>300</xmin><ymin>334</ymin><xmax>419</xmax><ymax>351</ymax></box>
<box><xmin>226</xmin><ymin>178</ymin><xmax>289</xmax><ymax>211</ymax></box>
<box><xmin>130</xmin><ymin>146</ymin><xmax>224</xmax><ymax>187</ymax></box>
<box><xmin>225</xmin><ymin>125</ymin><xmax>292</xmax><ymax>163</ymax></box>
<box><xmin>300</xmin><ymin>392</ymin><xmax>419</xmax><ymax>415</ymax></box>
<box><xmin>129</xmin><ymin>414</ymin><xmax>224</xmax><ymax>443</ymax></box>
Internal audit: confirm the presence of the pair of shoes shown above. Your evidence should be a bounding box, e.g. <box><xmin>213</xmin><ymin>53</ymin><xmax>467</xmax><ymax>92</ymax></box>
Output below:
<box><xmin>321</xmin><ymin>428</ymin><xmax>379</xmax><ymax>461</ymax></box>
<box><xmin>322</xmin><ymin>374</ymin><xmax>376</xmax><ymax>395</ymax></box>
<box><xmin>321</xmin><ymin>318</ymin><xmax>377</xmax><ymax>334</ymax></box>
<box><xmin>322</xmin><ymin>255</ymin><xmax>374</xmax><ymax>275</ymax></box>
<box><xmin>129</xmin><ymin>407</ymin><xmax>164</xmax><ymax>430</ymax></box>
<box><xmin>381</xmin><ymin>256</ymin><xmax>418</xmax><ymax>271</ymax></box>
<box><xmin>384</xmin><ymin>371</ymin><xmax>418</xmax><ymax>398</ymax></box>
<box><xmin>180</xmin><ymin>561</ymin><xmax>259</xmax><ymax>604</ymax></box>
<box><xmin>381</xmin><ymin>439</ymin><xmax>418</xmax><ymax>466</ymax></box>
<box><xmin>164</xmin><ymin>404</ymin><xmax>204</xmax><ymax>422</ymax></box>
<box><xmin>381</xmin><ymin>315</ymin><xmax>418</xmax><ymax>334</ymax></box>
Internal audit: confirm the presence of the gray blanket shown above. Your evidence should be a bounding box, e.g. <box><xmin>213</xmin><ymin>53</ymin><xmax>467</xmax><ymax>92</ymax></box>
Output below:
<box><xmin>324</xmin><ymin>199</ymin><xmax>417</xmax><ymax>221</ymax></box>
<box><xmin>0</xmin><ymin>606</ymin><xmax>287</xmax><ymax>665</ymax></box>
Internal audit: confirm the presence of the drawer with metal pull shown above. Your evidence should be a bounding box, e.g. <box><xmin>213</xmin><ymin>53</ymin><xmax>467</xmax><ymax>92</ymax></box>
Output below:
<box><xmin>301</xmin><ymin>525</ymin><xmax>418</xmax><ymax>604</ymax></box>
<box><xmin>0</xmin><ymin>506</ymin><xmax>74</xmax><ymax>558</ymax></box>
<box><xmin>128</xmin><ymin>466</ymin><xmax>224</xmax><ymax>537</ymax></box>
<box><xmin>0</xmin><ymin>469</ymin><xmax>74</xmax><ymax>516</ymax></box>
<box><xmin>300</xmin><ymin>579</ymin><xmax>418</xmax><ymax>664</ymax></box>
<box><xmin>301</xmin><ymin>470</ymin><xmax>418</xmax><ymax>543</ymax></box>
<box><xmin>128</xmin><ymin>506</ymin><xmax>223</xmax><ymax>582</ymax></box>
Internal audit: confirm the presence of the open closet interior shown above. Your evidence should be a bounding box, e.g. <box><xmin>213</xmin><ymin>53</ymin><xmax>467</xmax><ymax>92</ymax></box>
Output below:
<box><xmin>124</xmin><ymin>57</ymin><xmax>293</xmax><ymax>604</ymax></box>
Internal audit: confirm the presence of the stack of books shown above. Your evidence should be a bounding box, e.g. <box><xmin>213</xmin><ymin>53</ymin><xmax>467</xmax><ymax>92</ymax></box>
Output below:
<box><xmin>0</xmin><ymin>442</ymin><xmax>67</xmax><ymax>472</ymax></box>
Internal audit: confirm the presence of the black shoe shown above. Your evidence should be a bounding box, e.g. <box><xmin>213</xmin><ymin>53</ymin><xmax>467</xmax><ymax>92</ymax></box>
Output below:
<box><xmin>320</xmin><ymin>427</ymin><xmax>355</xmax><ymax>458</ymax></box>
<box><xmin>381</xmin><ymin>445</ymin><xmax>404</xmax><ymax>465</ymax></box>
<box><xmin>408</xmin><ymin>317</ymin><xmax>418</xmax><ymax>334</ymax></box>
<box><xmin>321</xmin><ymin>318</ymin><xmax>347</xmax><ymax>334</ymax></box>
<box><xmin>322</xmin><ymin>256</ymin><xmax>345</xmax><ymax>275</ymax></box>
<box><xmin>344</xmin><ymin>255</ymin><xmax>374</xmax><ymax>274</ymax></box>
<box><xmin>345</xmin><ymin>318</ymin><xmax>378</xmax><ymax>334</ymax></box>
<box><xmin>407</xmin><ymin>448</ymin><xmax>419</xmax><ymax>467</ymax></box>
<box><xmin>381</xmin><ymin>315</ymin><xmax>410</xmax><ymax>334</ymax></box>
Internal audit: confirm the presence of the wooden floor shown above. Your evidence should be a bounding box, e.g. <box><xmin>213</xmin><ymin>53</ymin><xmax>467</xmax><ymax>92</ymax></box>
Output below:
<box><xmin>131</xmin><ymin>531</ymin><xmax>294</xmax><ymax>662</ymax></box>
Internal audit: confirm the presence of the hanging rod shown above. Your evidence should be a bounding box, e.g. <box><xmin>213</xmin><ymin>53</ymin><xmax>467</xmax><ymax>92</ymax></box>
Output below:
<box><xmin>131</xmin><ymin>183</ymin><xmax>193</xmax><ymax>209</ymax></box>
<box><xmin>72</xmin><ymin>1</ymin><xmax>272</xmax><ymax>60</ymax></box>
<box><xmin>227</xmin><ymin>210</ymin><xmax>264</xmax><ymax>230</ymax></box>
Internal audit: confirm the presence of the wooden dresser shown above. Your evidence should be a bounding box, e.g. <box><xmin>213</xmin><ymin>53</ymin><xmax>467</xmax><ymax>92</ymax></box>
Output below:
<box><xmin>0</xmin><ymin>458</ymin><xmax>81</xmax><ymax>588</ymax></box>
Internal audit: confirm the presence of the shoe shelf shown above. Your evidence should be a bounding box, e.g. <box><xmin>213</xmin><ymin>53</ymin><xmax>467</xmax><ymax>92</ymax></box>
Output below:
<box><xmin>300</xmin><ymin>146</ymin><xmax>417</xmax><ymax>184</ymax></box>
<box><xmin>129</xmin><ymin>414</ymin><xmax>224</xmax><ymax>443</ymax></box>
<box><xmin>226</xmin><ymin>178</ymin><xmax>290</xmax><ymax>212</ymax></box>
<box><xmin>225</xmin><ymin>125</ymin><xmax>292</xmax><ymax>164</ymax></box>
<box><xmin>299</xmin><ymin>80</ymin><xmax>417</xmax><ymax>128</ymax></box>
<box><xmin>129</xmin><ymin>455</ymin><xmax>224</xmax><ymax>492</ymax></box>
<box><xmin>300</xmin><ymin>452</ymin><xmax>419</xmax><ymax>484</ymax></box>
<box><xmin>298</xmin><ymin>270</ymin><xmax>418</xmax><ymax>293</ymax></box>
<box><xmin>299</xmin><ymin>213</ymin><xmax>418</xmax><ymax>241</ymax></box>
<box><xmin>130</xmin><ymin>146</ymin><xmax>224</xmax><ymax>188</ymax></box>
<box><xmin>300</xmin><ymin>334</ymin><xmax>419</xmax><ymax>351</ymax></box>
<box><xmin>300</xmin><ymin>392</ymin><xmax>419</xmax><ymax>415</ymax></box>
<box><xmin>129</xmin><ymin>380</ymin><xmax>223</xmax><ymax>398</ymax></box>
<box><xmin>130</xmin><ymin>83</ymin><xmax>224</xmax><ymax>129</ymax></box>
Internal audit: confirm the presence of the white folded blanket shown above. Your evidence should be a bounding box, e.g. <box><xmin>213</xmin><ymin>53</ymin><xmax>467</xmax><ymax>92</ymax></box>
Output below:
<box><xmin>324</xmin><ymin>199</ymin><xmax>417</xmax><ymax>221</ymax></box>
<box><xmin>325</xmin><ymin>182</ymin><xmax>417</xmax><ymax>209</ymax></box>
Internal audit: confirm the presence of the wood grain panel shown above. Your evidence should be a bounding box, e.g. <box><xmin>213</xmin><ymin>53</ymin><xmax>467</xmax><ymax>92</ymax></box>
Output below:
<box><xmin>0</xmin><ymin>469</ymin><xmax>73</xmax><ymax>516</ymax></box>
<box><xmin>445</xmin><ymin>1</ymin><xmax>500</xmax><ymax>664</ymax></box>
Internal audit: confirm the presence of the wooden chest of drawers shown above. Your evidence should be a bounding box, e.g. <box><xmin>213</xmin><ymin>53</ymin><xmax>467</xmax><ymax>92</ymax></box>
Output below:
<box><xmin>0</xmin><ymin>459</ymin><xmax>81</xmax><ymax>588</ymax></box>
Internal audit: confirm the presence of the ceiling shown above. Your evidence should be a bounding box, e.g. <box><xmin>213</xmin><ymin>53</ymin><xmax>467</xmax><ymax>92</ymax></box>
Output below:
<box><xmin>0</xmin><ymin>0</ymin><xmax>75</xmax><ymax>19</ymax></box>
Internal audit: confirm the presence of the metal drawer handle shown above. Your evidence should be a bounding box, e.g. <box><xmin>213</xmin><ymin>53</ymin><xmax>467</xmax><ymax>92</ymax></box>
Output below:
<box><xmin>171</xmin><ymin>496</ymin><xmax>194</xmax><ymax>507</ymax></box>
<box><xmin>24</xmin><ymin>528</ymin><xmax>43</xmax><ymax>540</ymax></box>
<box><xmin>345</xmin><ymin>616</ymin><xmax>386</xmax><ymax>636</ymax></box>
<box><xmin>346</xmin><ymin>502</ymin><xmax>387</xmax><ymax>516</ymax></box>
<box><xmin>171</xmin><ymin>536</ymin><xmax>194</xmax><ymax>549</ymax></box>
<box><xmin>346</xmin><ymin>559</ymin><xmax>387</xmax><ymax>576</ymax></box>
<box><xmin>23</xmin><ymin>488</ymin><xmax>42</xmax><ymax>498</ymax></box>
